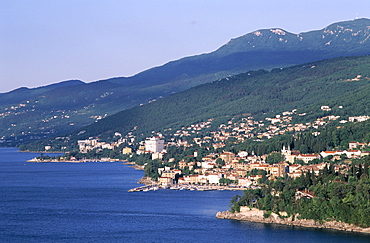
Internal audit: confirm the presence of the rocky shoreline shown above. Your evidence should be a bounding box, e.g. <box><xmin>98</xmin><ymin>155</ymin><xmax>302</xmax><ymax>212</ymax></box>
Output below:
<box><xmin>138</xmin><ymin>176</ymin><xmax>156</xmax><ymax>185</ymax></box>
<box><xmin>122</xmin><ymin>161</ymin><xmax>145</xmax><ymax>171</ymax></box>
<box><xmin>216</xmin><ymin>207</ymin><xmax>370</xmax><ymax>234</ymax></box>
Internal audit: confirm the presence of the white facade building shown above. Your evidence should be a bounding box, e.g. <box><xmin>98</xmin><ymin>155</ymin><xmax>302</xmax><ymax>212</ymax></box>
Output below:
<box><xmin>145</xmin><ymin>137</ymin><xmax>165</xmax><ymax>153</ymax></box>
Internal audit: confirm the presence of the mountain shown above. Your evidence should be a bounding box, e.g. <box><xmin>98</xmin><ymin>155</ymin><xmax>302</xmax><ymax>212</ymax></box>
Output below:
<box><xmin>24</xmin><ymin>55</ymin><xmax>370</xmax><ymax>151</ymax></box>
<box><xmin>2</xmin><ymin>18</ymin><xmax>370</xmax><ymax>146</ymax></box>
<box><xmin>217</xmin><ymin>18</ymin><xmax>370</xmax><ymax>53</ymax></box>
<box><xmin>0</xmin><ymin>80</ymin><xmax>85</xmax><ymax>106</ymax></box>
<box><xmin>109</xmin><ymin>18</ymin><xmax>370</xmax><ymax>89</ymax></box>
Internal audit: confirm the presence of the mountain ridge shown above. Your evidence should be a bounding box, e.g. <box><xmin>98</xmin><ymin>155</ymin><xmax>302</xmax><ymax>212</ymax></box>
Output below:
<box><xmin>22</xmin><ymin>54</ymin><xmax>370</xmax><ymax>151</ymax></box>
<box><xmin>2</xmin><ymin>18</ymin><xmax>370</xmax><ymax>146</ymax></box>
<box><xmin>217</xmin><ymin>18</ymin><xmax>370</xmax><ymax>53</ymax></box>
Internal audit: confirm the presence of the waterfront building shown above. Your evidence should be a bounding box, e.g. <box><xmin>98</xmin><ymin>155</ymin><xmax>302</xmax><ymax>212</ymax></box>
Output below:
<box><xmin>158</xmin><ymin>177</ymin><xmax>173</xmax><ymax>187</ymax></box>
<box><xmin>161</xmin><ymin>170</ymin><xmax>178</xmax><ymax>179</ymax></box>
<box><xmin>78</xmin><ymin>139</ymin><xmax>99</xmax><ymax>153</ymax></box>
<box><xmin>238</xmin><ymin>178</ymin><xmax>252</xmax><ymax>187</ymax></box>
<box><xmin>206</xmin><ymin>173</ymin><xmax>220</xmax><ymax>184</ymax></box>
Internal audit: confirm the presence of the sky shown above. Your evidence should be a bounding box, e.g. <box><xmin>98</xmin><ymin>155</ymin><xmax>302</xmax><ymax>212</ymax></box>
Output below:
<box><xmin>1</xmin><ymin>0</ymin><xmax>369</xmax><ymax>93</ymax></box>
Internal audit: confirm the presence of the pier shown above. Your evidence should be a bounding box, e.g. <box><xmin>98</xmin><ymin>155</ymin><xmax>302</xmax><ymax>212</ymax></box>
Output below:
<box><xmin>128</xmin><ymin>185</ymin><xmax>159</xmax><ymax>192</ymax></box>
<box><xmin>128</xmin><ymin>184</ymin><xmax>249</xmax><ymax>192</ymax></box>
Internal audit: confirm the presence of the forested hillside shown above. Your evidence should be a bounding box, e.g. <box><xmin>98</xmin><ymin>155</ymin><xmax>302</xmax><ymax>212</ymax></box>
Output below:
<box><xmin>74</xmin><ymin>55</ymin><xmax>370</xmax><ymax>138</ymax></box>
<box><xmin>2</xmin><ymin>18</ymin><xmax>370</xmax><ymax>146</ymax></box>
<box><xmin>229</xmin><ymin>159</ymin><xmax>370</xmax><ymax>227</ymax></box>
<box><xmin>23</xmin><ymin>55</ymin><xmax>370</xmax><ymax>151</ymax></box>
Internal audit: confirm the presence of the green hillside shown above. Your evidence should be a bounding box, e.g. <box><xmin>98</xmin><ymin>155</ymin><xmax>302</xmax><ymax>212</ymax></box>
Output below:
<box><xmin>24</xmin><ymin>55</ymin><xmax>370</xmax><ymax>151</ymax></box>
<box><xmin>2</xmin><ymin>18</ymin><xmax>370</xmax><ymax>146</ymax></box>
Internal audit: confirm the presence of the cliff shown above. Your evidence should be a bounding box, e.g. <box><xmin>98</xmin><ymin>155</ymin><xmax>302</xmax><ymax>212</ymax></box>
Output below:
<box><xmin>216</xmin><ymin>207</ymin><xmax>370</xmax><ymax>234</ymax></box>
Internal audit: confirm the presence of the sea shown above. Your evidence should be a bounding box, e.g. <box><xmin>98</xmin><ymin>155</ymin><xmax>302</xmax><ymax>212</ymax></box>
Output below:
<box><xmin>0</xmin><ymin>147</ymin><xmax>369</xmax><ymax>243</ymax></box>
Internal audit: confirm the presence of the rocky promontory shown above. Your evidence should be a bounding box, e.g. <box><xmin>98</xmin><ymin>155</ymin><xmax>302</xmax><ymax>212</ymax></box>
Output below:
<box><xmin>216</xmin><ymin>207</ymin><xmax>370</xmax><ymax>234</ymax></box>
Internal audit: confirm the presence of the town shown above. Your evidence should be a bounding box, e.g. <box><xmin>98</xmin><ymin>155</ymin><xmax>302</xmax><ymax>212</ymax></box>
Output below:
<box><xmin>52</xmin><ymin>105</ymin><xmax>370</xmax><ymax>191</ymax></box>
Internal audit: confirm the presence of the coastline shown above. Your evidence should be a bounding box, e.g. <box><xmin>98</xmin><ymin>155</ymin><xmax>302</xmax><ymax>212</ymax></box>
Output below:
<box><xmin>122</xmin><ymin>161</ymin><xmax>145</xmax><ymax>171</ymax></box>
<box><xmin>27</xmin><ymin>158</ymin><xmax>125</xmax><ymax>163</ymax></box>
<box><xmin>20</xmin><ymin>150</ymin><xmax>65</xmax><ymax>153</ymax></box>
<box><xmin>216</xmin><ymin>207</ymin><xmax>370</xmax><ymax>234</ymax></box>
<box><xmin>124</xmin><ymin>162</ymin><xmax>250</xmax><ymax>192</ymax></box>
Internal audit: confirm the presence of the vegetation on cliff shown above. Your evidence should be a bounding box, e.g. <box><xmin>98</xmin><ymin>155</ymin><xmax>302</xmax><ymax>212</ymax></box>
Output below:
<box><xmin>230</xmin><ymin>156</ymin><xmax>370</xmax><ymax>227</ymax></box>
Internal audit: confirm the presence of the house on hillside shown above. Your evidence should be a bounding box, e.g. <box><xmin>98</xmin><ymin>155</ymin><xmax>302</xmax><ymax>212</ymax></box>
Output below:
<box><xmin>295</xmin><ymin>189</ymin><xmax>315</xmax><ymax>200</ymax></box>
<box><xmin>348</xmin><ymin>141</ymin><xmax>359</xmax><ymax>149</ymax></box>
<box><xmin>268</xmin><ymin>163</ymin><xmax>287</xmax><ymax>178</ymax></box>
<box><xmin>122</xmin><ymin>147</ymin><xmax>132</xmax><ymax>154</ymax></box>
<box><xmin>220</xmin><ymin>152</ymin><xmax>236</xmax><ymax>163</ymax></box>
<box><xmin>296</xmin><ymin>153</ymin><xmax>320</xmax><ymax>163</ymax></box>
<box><xmin>321</xmin><ymin>106</ymin><xmax>331</xmax><ymax>111</ymax></box>
<box><xmin>145</xmin><ymin>136</ymin><xmax>165</xmax><ymax>153</ymax></box>
<box><xmin>346</xmin><ymin>150</ymin><xmax>361</xmax><ymax>158</ymax></box>
<box><xmin>281</xmin><ymin>145</ymin><xmax>300</xmax><ymax>163</ymax></box>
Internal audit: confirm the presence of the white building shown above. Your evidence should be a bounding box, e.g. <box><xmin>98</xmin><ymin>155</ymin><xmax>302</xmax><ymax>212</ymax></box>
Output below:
<box><xmin>201</xmin><ymin>161</ymin><xmax>216</xmax><ymax>169</ymax></box>
<box><xmin>296</xmin><ymin>154</ymin><xmax>320</xmax><ymax>163</ymax></box>
<box><xmin>237</xmin><ymin>151</ymin><xmax>249</xmax><ymax>158</ymax></box>
<box><xmin>77</xmin><ymin>139</ymin><xmax>98</xmax><ymax>153</ymax></box>
<box><xmin>145</xmin><ymin>137</ymin><xmax>165</xmax><ymax>153</ymax></box>
<box><xmin>238</xmin><ymin>178</ymin><xmax>252</xmax><ymax>187</ymax></box>
<box><xmin>206</xmin><ymin>173</ymin><xmax>220</xmax><ymax>184</ymax></box>
<box><xmin>321</xmin><ymin>106</ymin><xmax>331</xmax><ymax>111</ymax></box>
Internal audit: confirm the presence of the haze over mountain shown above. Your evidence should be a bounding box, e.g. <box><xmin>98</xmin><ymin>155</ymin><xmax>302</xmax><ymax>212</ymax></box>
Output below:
<box><xmin>1</xmin><ymin>18</ymin><xmax>370</xmax><ymax>146</ymax></box>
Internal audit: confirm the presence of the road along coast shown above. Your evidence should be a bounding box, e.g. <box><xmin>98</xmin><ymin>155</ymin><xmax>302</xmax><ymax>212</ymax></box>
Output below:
<box><xmin>216</xmin><ymin>207</ymin><xmax>370</xmax><ymax>234</ymax></box>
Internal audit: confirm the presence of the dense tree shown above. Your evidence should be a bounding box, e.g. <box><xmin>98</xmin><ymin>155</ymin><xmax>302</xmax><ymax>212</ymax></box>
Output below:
<box><xmin>266</xmin><ymin>152</ymin><xmax>284</xmax><ymax>164</ymax></box>
<box><xmin>219</xmin><ymin>178</ymin><xmax>232</xmax><ymax>185</ymax></box>
<box><xmin>20</xmin><ymin>55</ymin><xmax>370</xmax><ymax>151</ymax></box>
<box><xmin>216</xmin><ymin>158</ymin><xmax>225</xmax><ymax>167</ymax></box>
<box><xmin>230</xmin><ymin>166</ymin><xmax>370</xmax><ymax>227</ymax></box>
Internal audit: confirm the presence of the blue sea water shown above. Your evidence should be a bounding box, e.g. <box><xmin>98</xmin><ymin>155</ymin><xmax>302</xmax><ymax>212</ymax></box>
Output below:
<box><xmin>0</xmin><ymin>147</ymin><xmax>369</xmax><ymax>242</ymax></box>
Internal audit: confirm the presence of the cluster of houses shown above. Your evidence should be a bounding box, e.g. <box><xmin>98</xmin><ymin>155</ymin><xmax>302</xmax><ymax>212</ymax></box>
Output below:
<box><xmin>72</xmin><ymin>106</ymin><xmax>370</xmax><ymax>188</ymax></box>
<box><xmin>75</xmin><ymin>107</ymin><xmax>370</xmax><ymax>157</ymax></box>
<box><xmin>74</xmin><ymin>131</ymin><xmax>370</xmax><ymax>189</ymax></box>
<box><xmin>155</xmin><ymin>143</ymin><xmax>370</xmax><ymax>188</ymax></box>
<box><xmin>77</xmin><ymin>138</ymin><xmax>124</xmax><ymax>153</ymax></box>
<box><xmin>160</xmin><ymin>108</ymin><xmax>370</xmax><ymax>149</ymax></box>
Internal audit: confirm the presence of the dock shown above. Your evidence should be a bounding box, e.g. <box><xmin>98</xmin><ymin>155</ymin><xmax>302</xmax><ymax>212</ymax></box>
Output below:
<box><xmin>128</xmin><ymin>184</ymin><xmax>250</xmax><ymax>192</ymax></box>
<box><xmin>128</xmin><ymin>185</ymin><xmax>159</xmax><ymax>192</ymax></box>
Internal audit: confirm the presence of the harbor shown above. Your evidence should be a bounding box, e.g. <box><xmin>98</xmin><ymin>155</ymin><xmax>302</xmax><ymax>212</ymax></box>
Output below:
<box><xmin>128</xmin><ymin>183</ymin><xmax>250</xmax><ymax>192</ymax></box>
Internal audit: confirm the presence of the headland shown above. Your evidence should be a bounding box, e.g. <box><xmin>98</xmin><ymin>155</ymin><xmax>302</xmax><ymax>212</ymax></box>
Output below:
<box><xmin>216</xmin><ymin>207</ymin><xmax>370</xmax><ymax>234</ymax></box>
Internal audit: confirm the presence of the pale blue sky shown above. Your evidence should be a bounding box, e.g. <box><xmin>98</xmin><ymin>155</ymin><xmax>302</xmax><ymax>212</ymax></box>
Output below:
<box><xmin>1</xmin><ymin>0</ymin><xmax>369</xmax><ymax>93</ymax></box>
